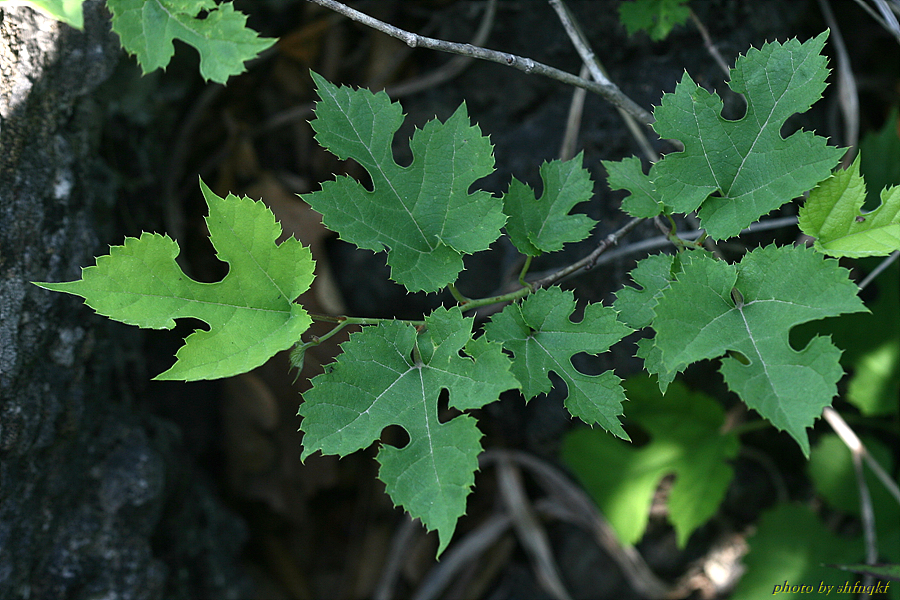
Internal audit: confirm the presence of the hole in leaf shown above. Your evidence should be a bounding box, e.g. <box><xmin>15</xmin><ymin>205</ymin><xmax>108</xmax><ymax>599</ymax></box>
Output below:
<box><xmin>437</xmin><ymin>388</ymin><xmax>462</xmax><ymax>424</ymax></box>
<box><xmin>571</xmin><ymin>352</ymin><xmax>605</xmax><ymax>376</ymax></box>
<box><xmin>379</xmin><ymin>424</ymin><xmax>410</xmax><ymax>450</ymax></box>
<box><xmin>727</xmin><ymin>350</ymin><xmax>751</xmax><ymax>365</ymax></box>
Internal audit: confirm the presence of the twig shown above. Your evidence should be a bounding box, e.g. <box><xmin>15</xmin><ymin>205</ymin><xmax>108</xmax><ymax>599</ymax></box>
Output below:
<box><xmin>850</xmin><ymin>0</ymin><xmax>900</xmax><ymax>44</ymax></box>
<box><xmin>497</xmin><ymin>456</ymin><xmax>573</xmax><ymax>600</ymax></box>
<box><xmin>482</xmin><ymin>449</ymin><xmax>678</xmax><ymax>599</ymax></box>
<box><xmin>411</xmin><ymin>513</ymin><xmax>511</xmax><ymax>600</ymax></box>
<box><xmin>530</xmin><ymin>217</ymin><xmax>645</xmax><ymax>290</ymax></box>
<box><xmin>373</xmin><ymin>516</ymin><xmax>425</xmax><ymax>600</ymax></box>
<box><xmin>547</xmin><ymin>0</ymin><xmax>662</xmax><ymax>159</ymax></box>
<box><xmin>558</xmin><ymin>63</ymin><xmax>589</xmax><ymax>162</ymax></box>
<box><xmin>858</xmin><ymin>250</ymin><xmax>899</xmax><ymax>291</ymax></box>
<box><xmin>822</xmin><ymin>407</ymin><xmax>884</xmax><ymax>599</ymax></box>
<box><xmin>382</xmin><ymin>0</ymin><xmax>498</xmax><ymax>97</ymax></box>
<box><xmin>819</xmin><ymin>0</ymin><xmax>860</xmax><ymax>160</ymax></box>
<box><xmin>822</xmin><ymin>407</ymin><xmax>900</xmax><ymax>506</ymax></box>
<box><xmin>527</xmin><ymin>215</ymin><xmax>802</xmax><ymax>285</ymax></box>
<box><xmin>305</xmin><ymin>0</ymin><xmax>654</xmax><ymax>125</ymax></box>
<box><xmin>853</xmin><ymin>447</ymin><xmax>878</xmax><ymax>599</ymax></box>
<box><xmin>688</xmin><ymin>9</ymin><xmax>730</xmax><ymax>77</ymax></box>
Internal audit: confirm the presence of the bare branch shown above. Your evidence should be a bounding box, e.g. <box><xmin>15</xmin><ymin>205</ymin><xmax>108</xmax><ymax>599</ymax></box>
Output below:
<box><xmin>532</xmin><ymin>217</ymin><xmax>644</xmax><ymax>289</ymax></box>
<box><xmin>548</xmin><ymin>0</ymin><xmax>662</xmax><ymax>160</ymax></box>
<box><xmin>305</xmin><ymin>0</ymin><xmax>654</xmax><ymax>125</ymax></box>
<box><xmin>822</xmin><ymin>407</ymin><xmax>900</xmax><ymax>506</ymax></box>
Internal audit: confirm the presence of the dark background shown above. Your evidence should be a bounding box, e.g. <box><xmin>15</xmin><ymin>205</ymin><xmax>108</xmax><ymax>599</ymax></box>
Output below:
<box><xmin>1</xmin><ymin>1</ymin><xmax>897</xmax><ymax>598</ymax></box>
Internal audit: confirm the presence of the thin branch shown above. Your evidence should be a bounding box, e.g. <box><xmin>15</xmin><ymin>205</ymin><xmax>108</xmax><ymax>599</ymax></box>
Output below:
<box><xmin>688</xmin><ymin>9</ymin><xmax>730</xmax><ymax>76</ymax></box>
<box><xmin>411</xmin><ymin>513</ymin><xmax>511</xmax><ymax>600</ymax></box>
<box><xmin>850</xmin><ymin>0</ymin><xmax>900</xmax><ymax>44</ymax></box>
<box><xmin>558</xmin><ymin>63</ymin><xmax>589</xmax><ymax>162</ymax></box>
<box><xmin>822</xmin><ymin>407</ymin><xmax>883</xmax><ymax>599</ymax></box>
<box><xmin>819</xmin><ymin>0</ymin><xmax>860</xmax><ymax>158</ymax></box>
<box><xmin>497</xmin><ymin>457</ymin><xmax>573</xmax><ymax>600</ymax></box>
<box><xmin>548</xmin><ymin>0</ymin><xmax>662</xmax><ymax>159</ymax></box>
<box><xmin>305</xmin><ymin>0</ymin><xmax>654</xmax><ymax>125</ymax></box>
<box><xmin>383</xmin><ymin>0</ymin><xmax>498</xmax><ymax>98</ymax></box>
<box><xmin>531</xmin><ymin>217</ymin><xmax>645</xmax><ymax>289</ymax></box>
<box><xmin>482</xmin><ymin>449</ymin><xmax>677</xmax><ymax>599</ymax></box>
<box><xmin>858</xmin><ymin>250</ymin><xmax>899</xmax><ymax>291</ymax></box>
<box><xmin>822</xmin><ymin>407</ymin><xmax>900</xmax><ymax>506</ymax></box>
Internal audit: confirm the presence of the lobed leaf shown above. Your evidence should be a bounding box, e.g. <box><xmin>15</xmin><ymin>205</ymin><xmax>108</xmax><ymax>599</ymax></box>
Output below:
<box><xmin>798</xmin><ymin>154</ymin><xmax>900</xmax><ymax>257</ymax></box>
<box><xmin>650</xmin><ymin>245</ymin><xmax>867</xmax><ymax>455</ymax></box>
<box><xmin>502</xmin><ymin>152</ymin><xmax>597</xmax><ymax>256</ymax></box>
<box><xmin>614</xmin><ymin>32</ymin><xmax>843</xmax><ymax>239</ymax></box>
<box><xmin>107</xmin><ymin>0</ymin><xmax>276</xmax><ymax>83</ymax></box>
<box><xmin>35</xmin><ymin>179</ymin><xmax>314</xmax><ymax>381</ymax></box>
<box><xmin>298</xmin><ymin>307</ymin><xmax>518</xmax><ymax>556</ymax></box>
<box><xmin>733</xmin><ymin>505</ymin><xmax>864</xmax><ymax>599</ymax></box>
<box><xmin>484</xmin><ymin>287</ymin><xmax>632</xmax><ymax>439</ymax></box>
<box><xmin>562</xmin><ymin>375</ymin><xmax>739</xmax><ymax>547</ymax></box>
<box><xmin>603</xmin><ymin>156</ymin><xmax>664</xmax><ymax>218</ymax></box>
<box><xmin>614</xmin><ymin>251</ymin><xmax>711</xmax><ymax>392</ymax></box>
<box><xmin>302</xmin><ymin>72</ymin><xmax>505</xmax><ymax>293</ymax></box>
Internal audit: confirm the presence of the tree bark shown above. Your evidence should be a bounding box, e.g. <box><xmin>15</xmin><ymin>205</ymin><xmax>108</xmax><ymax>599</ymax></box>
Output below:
<box><xmin>0</xmin><ymin>4</ymin><xmax>251</xmax><ymax>598</ymax></box>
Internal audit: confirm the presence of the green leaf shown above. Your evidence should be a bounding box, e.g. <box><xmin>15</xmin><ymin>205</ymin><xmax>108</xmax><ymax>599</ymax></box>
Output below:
<box><xmin>613</xmin><ymin>253</ymin><xmax>681</xmax><ymax>393</ymax></box>
<box><xmin>502</xmin><ymin>152</ymin><xmax>597</xmax><ymax>256</ymax></box>
<box><xmin>614</xmin><ymin>251</ymin><xmax>712</xmax><ymax>392</ymax></box>
<box><xmin>562</xmin><ymin>375</ymin><xmax>738</xmax><ymax>547</ymax></box>
<box><xmin>298</xmin><ymin>307</ymin><xmax>518</xmax><ymax>556</ymax></box>
<box><xmin>2</xmin><ymin>0</ymin><xmax>85</xmax><ymax>28</ymax></box>
<box><xmin>35</xmin><ymin>179</ymin><xmax>314</xmax><ymax>381</ymax></box>
<box><xmin>629</xmin><ymin>31</ymin><xmax>844</xmax><ymax>239</ymax></box>
<box><xmin>613</xmin><ymin>253</ymin><xmax>676</xmax><ymax>329</ymax></box>
<box><xmin>107</xmin><ymin>0</ymin><xmax>276</xmax><ymax>83</ymax></box>
<box><xmin>618</xmin><ymin>0</ymin><xmax>690</xmax><ymax>41</ymax></box>
<box><xmin>799</xmin><ymin>154</ymin><xmax>900</xmax><ymax>257</ymax></box>
<box><xmin>791</xmin><ymin>258</ymin><xmax>900</xmax><ymax>416</ymax></box>
<box><xmin>302</xmin><ymin>71</ymin><xmax>505</xmax><ymax>293</ymax></box>
<box><xmin>603</xmin><ymin>156</ymin><xmax>664</xmax><ymax>218</ymax></box>
<box><xmin>859</xmin><ymin>107</ymin><xmax>900</xmax><ymax>210</ymax></box>
<box><xmin>732</xmin><ymin>505</ymin><xmax>864</xmax><ymax>600</ymax></box>
<box><xmin>651</xmin><ymin>245</ymin><xmax>866</xmax><ymax>455</ymax></box>
<box><xmin>484</xmin><ymin>287</ymin><xmax>632</xmax><ymax>439</ymax></box>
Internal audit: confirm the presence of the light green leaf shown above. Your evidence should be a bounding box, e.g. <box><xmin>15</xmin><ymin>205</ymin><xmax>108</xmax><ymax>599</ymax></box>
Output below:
<box><xmin>298</xmin><ymin>307</ymin><xmax>518</xmax><ymax>556</ymax></box>
<box><xmin>603</xmin><ymin>156</ymin><xmax>664</xmax><ymax>218</ymax></box>
<box><xmin>799</xmin><ymin>154</ymin><xmax>900</xmax><ymax>257</ymax></box>
<box><xmin>627</xmin><ymin>31</ymin><xmax>843</xmax><ymax>239</ymax></box>
<box><xmin>651</xmin><ymin>245</ymin><xmax>867</xmax><ymax>455</ymax></box>
<box><xmin>618</xmin><ymin>0</ymin><xmax>690</xmax><ymax>41</ymax></box>
<box><xmin>484</xmin><ymin>287</ymin><xmax>632</xmax><ymax>439</ymax></box>
<box><xmin>35</xmin><ymin>179</ymin><xmax>314</xmax><ymax>381</ymax></box>
<box><xmin>562</xmin><ymin>375</ymin><xmax>738</xmax><ymax>547</ymax></box>
<box><xmin>502</xmin><ymin>152</ymin><xmax>597</xmax><ymax>256</ymax></box>
<box><xmin>859</xmin><ymin>107</ymin><xmax>900</xmax><ymax>210</ymax></box>
<box><xmin>302</xmin><ymin>71</ymin><xmax>505</xmax><ymax>293</ymax></box>
<box><xmin>107</xmin><ymin>0</ymin><xmax>276</xmax><ymax>83</ymax></box>
<box><xmin>1</xmin><ymin>0</ymin><xmax>84</xmax><ymax>28</ymax></box>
